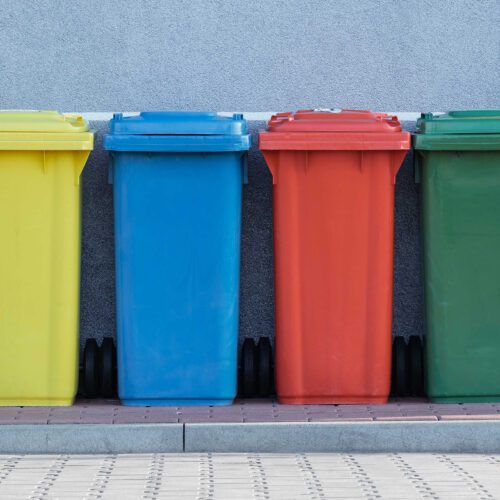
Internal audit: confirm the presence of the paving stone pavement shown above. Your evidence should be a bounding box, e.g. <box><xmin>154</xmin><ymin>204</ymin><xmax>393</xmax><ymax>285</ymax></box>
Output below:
<box><xmin>2</xmin><ymin>399</ymin><xmax>500</xmax><ymax>425</ymax></box>
<box><xmin>0</xmin><ymin>453</ymin><xmax>498</xmax><ymax>499</ymax></box>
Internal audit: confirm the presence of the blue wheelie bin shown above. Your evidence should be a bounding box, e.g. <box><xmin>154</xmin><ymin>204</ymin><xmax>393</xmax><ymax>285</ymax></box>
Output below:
<box><xmin>104</xmin><ymin>112</ymin><xmax>250</xmax><ymax>405</ymax></box>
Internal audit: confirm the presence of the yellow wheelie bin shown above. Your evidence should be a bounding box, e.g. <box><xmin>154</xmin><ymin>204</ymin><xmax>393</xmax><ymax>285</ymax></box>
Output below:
<box><xmin>0</xmin><ymin>111</ymin><xmax>93</xmax><ymax>406</ymax></box>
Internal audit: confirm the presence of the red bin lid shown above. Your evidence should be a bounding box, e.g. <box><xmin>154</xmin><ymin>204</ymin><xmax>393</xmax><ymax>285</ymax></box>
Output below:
<box><xmin>260</xmin><ymin>109</ymin><xmax>410</xmax><ymax>151</ymax></box>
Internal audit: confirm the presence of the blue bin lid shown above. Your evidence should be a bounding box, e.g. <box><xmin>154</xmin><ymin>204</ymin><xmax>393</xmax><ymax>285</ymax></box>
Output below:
<box><xmin>104</xmin><ymin>112</ymin><xmax>250</xmax><ymax>152</ymax></box>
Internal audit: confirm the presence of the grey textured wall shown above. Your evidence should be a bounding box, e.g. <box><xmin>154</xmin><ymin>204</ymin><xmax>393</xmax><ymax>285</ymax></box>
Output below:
<box><xmin>0</xmin><ymin>0</ymin><xmax>498</xmax><ymax>111</ymax></box>
<box><xmin>0</xmin><ymin>0</ymin><xmax>498</xmax><ymax>349</ymax></box>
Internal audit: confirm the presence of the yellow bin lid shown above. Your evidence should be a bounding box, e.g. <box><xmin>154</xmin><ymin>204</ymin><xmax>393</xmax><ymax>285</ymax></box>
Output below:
<box><xmin>0</xmin><ymin>110</ymin><xmax>94</xmax><ymax>150</ymax></box>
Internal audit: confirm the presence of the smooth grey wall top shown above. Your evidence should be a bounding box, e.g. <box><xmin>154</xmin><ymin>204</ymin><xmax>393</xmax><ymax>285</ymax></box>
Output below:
<box><xmin>0</xmin><ymin>0</ymin><xmax>498</xmax><ymax>111</ymax></box>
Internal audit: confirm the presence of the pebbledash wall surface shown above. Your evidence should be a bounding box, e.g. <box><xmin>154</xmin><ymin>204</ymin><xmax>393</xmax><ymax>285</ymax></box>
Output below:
<box><xmin>0</xmin><ymin>0</ymin><xmax>499</xmax><ymax>351</ymax></box>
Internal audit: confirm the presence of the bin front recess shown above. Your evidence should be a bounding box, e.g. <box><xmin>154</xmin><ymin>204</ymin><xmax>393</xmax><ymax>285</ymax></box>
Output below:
<box><xmin>104</xmin><ymin>112</ymin><xmax>250</xmax><ymax>406</ymax></box>
<box><xmin>0</xmin><ymin>111</ymin><xmax>93</xmax><ymax>406</ymax></box>
<box><xmin>259</xmin><ymin>110</ymin><xmax>410</xmax><ymax>404</ymax></box>
<box><xmin>414</xmin><ymin>110</ymin><xmax>500</xmax><ymax>403</ymax></box>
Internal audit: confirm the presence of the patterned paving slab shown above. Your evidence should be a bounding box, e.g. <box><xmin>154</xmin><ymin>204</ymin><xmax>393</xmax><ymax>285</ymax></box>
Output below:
<box><xmin>0</xmin><ymin>453</ymin><xmax>499</xmax><ymax>499</ymax></box>
<box><xmin>0</xmin><ymin>399</ymin><xmax>500</xmax><ymax>425</ymax></box>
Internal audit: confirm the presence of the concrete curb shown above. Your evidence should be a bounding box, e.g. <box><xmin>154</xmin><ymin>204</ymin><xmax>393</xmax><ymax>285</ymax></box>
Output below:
<box><xmin>0</xmin><ymin>424</ymin><xmax>184</xmax><ymax>454</ymax></box>
<box><xmin>1</xmin><ymin>421</ymin><xmax>500</xmax><ymax>454</ymax></box>
<box><xmin>185</xmin><ymin>421</ymin><xmax>500</xmax><ymax>453</ymax></box>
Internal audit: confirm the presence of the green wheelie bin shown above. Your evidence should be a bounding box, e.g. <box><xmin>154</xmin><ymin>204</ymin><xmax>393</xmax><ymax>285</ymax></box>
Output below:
<box><xmin>414</xmin><ymin>110</ymin><xmax>500</xmax><ymax>403</ymax></box>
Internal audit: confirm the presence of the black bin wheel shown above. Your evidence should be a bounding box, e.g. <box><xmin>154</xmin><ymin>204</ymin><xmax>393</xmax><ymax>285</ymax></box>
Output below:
<box><xmin>100</xmin><ymin>337</ymin><xmax>117</xmax><ymax>398</ymax></box>
<box><xmin>408</xmin><ymin>335</ymin><xmax>424</xmax><ymax>397</ymax></box>
<box><xmin>83</xmin><ymin>339</ymin><xmax>100</xmax><ymax>398</ymax></box>
<box><xmin>257</xmin><ymin>337</ymin><xmax>273</xmax><ymax>397</ymax></box>
<box><xmin>241</xmin><ymin>338</ymin><xmax>257</xmax><ymax>397</ymax></box>
<box><xmin>392</xmin><ymin>336</ymin><xmax>409</xmax><ymax>397</ymax></box>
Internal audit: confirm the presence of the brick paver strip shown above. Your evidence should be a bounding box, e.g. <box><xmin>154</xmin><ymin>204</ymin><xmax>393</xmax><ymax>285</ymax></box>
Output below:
<box><xmin>0</xmin><ymin>399</ymin><xmax>499</xmax><ymax>425</ymax></box>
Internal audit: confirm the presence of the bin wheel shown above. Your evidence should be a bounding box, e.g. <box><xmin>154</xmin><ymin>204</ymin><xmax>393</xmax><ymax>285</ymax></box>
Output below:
<box><xmin>100</xmin><ymin>337</ymin><xmax>116</xmax><ymax>398</ymax></box>
<box><xmin>83</xmin><ymin>339</ymin><xmax>100</xmax><ymax>398</ymax></box>
<box><xmin>241</xmin><ymin>338</ymin><xmax>257</xmax><ymax>397</ymax></box>
<box><xmin>257</xmin><ymin>337</ymin><xmax>273</xmax><ymax>397</ymax></box>
<box><xmin>408</xmin><ymin>335</ymin><xmax>423</xmax><ymax>397</ymax></box>
<box><xmin>392</xmin><ymin>336</ymin><xmax>409</xmax><ymax>397</ymax></box>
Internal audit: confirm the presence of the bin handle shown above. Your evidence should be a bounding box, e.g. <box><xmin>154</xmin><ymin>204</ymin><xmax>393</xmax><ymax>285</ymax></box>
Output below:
<box><xmin>241</xmin><ymin>154</ymin><xmax>248</xmax><ymax>185</ymax></box>
<box><xmin>261</xmin><ymin>151</ymin><xmax>279</xmax><ymax>184</ymax></box>
<box><xmin>413</xmin><ymin>151</ymin><xmax>421</xmax><ymax>184</ymax></box>
<box><xmin>41</xmin><ymin>151</ymin><xmax>47</xmax><ymax>174</ymax></box>
<box><xmin>108</xmin><ymin>154</ymin><xmax>114</xmax><ymax>185</ymax></box>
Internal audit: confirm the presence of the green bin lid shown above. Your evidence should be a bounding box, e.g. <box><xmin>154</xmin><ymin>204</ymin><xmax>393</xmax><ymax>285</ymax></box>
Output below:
<box><xmin>417</xmin><ymin>111</ymin><xmax>500</xmax><ymax>135</ymax></box>
<box><xmin>414</xmin><ymin>111</ymin><xmax>500</xmax><ymax>151</ymax></box>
